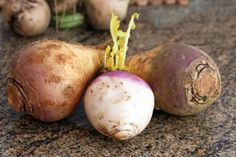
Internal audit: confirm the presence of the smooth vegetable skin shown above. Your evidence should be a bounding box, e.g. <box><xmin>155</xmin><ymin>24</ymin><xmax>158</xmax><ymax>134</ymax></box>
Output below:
<box><xmin>128</xmin><ymin>44</ymin><xmax>221</xmax><ymax>115</ymax></box>
<box><xmin>85</xmin><ymin>0</ymin><xmax>130</xmax><ymax>30</ymax></box>
<box><xmin>7</xmin><ymin>40</ymin><xmax>102</xmax><ymax>121</ymax></box>
<box><xmin>84</xmin><ymin>71</ymin><xmax>154</xmax><ymax>140</ymax></box>
<box><xmin>2</xmin><ymin>0</ymin><xmax>51</xmax><ymax>36</ymax></box>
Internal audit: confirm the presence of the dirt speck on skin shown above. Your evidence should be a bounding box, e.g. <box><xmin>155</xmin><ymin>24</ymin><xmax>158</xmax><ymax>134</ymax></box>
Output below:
<box><xmin>55</xmin><ymin>53</ymin><xmax>71</xmax><ymax>65</ymax></box>
<box><xmin>26</xmin><ymin>52</ymin><xmax>46</xmax><ymax>64</ymax></box>
<box><xmin>42</xmin><ymin>99</ymin><xmax>56</xmax><ymax>107</ymax></box>
<box><xmin>46</xmin><ymin>43</ymin><xmax>62</xmax><ymax>50</ymax></box>
<box><xmin>99</xmin><ymin>115</ymin><xmax>104</xmax><ymax>120</ymax></box>
<box><xmin>47</xmin><ymin>74</ymin><xmax>62</xmax><ymax>84</ymax></box>
<box><xmin>63</xmin><ymin>84</ymin><xmax>79</xmax><ymax>101</ymax></box>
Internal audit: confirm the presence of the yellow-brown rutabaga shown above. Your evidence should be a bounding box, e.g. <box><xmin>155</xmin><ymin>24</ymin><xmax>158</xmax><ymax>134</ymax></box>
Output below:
<box><xmin>7</xmin><ymin>40</ymin><xmax>102</xmax><ymax>121</ymax></box>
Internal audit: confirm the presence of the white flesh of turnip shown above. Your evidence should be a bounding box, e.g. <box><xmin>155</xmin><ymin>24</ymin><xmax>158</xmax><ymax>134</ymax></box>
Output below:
<box><xmin>84</xmin><ymin>71</ymin><xmax>154</xmax><ymax>140</ymax></box>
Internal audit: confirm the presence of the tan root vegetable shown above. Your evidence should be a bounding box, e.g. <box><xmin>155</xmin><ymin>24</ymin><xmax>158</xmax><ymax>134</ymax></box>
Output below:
<box><xmin>7</xmin><ymin>40</ymin><xmax>102</xmax><ymax>121</ymax></box>
<box><xmin>2</xmin><ymin>0</ymin><xmax>51</xmax><ymax>36</ymax></box>
<box><xmin>85</xmin><ymin>0</ymin><xmax>130</xmax><ymax>30</ymax></box>
<box><xmin>47</xmin><ymin>0</ymin><xmax>80</xmax><ymax>13</ymax></box>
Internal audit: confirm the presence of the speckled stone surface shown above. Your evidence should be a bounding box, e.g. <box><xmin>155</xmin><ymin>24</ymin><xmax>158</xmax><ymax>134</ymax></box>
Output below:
<box><xmin>0</xmin><ymin>0</ymin><xmax>235</xmax><ymax>156</ymax></box>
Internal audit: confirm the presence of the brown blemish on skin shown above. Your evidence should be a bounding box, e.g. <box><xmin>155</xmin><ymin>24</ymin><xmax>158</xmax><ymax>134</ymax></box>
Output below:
<box><xmin>26</xmin><ymin>52</ymin><xmax>46</xmax><ymax>64</ymax></box>
<box><xmin>108</xmin><ymin>120</ymin><xmax>121</xmax><ymax>125</ymax></box>
<box><xmin>55</xmin><ymin>53</ymin><xmax>71</xmax><ymax>65</ymax></box>
<box><xmin>47</xmin><ymin>74</ymin><xmax>62</xmax><ymax>84</ymax></box>
<box><xmin>99</xmin><ymin>115</ymin><xmax>104</xmax><ymax>120</ymax></box>
<box><xmin>113</xmin><ymin>94</ymin><xmax>131</xmax><ymax>104</ymax></box>
<box><xmin>46</xmin><ymin>43</ymin><xmax>62</xmax><ymax>50</ymax></box>
<box><xmin>42</xmin><ymin>99</ymin><xmax>56</xmax><ymax>107</ymax></box>
<box><xmin>63</xmin><ymin>85</ymin><xmax>73</xmax><ymax>97</ymax></box>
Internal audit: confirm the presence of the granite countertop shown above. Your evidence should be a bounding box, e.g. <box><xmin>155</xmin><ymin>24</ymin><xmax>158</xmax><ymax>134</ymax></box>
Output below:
<box><xmin>0</xmin><ymin>0</ymin><xmax>235</xmax><ymax>156</ymax></box>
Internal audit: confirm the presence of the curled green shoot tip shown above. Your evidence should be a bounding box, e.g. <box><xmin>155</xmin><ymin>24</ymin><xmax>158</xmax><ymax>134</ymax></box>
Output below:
<box><xmin>104</xmin><ymin>13</ymin><xmax>140</xmax><ymax>71</ymax></box>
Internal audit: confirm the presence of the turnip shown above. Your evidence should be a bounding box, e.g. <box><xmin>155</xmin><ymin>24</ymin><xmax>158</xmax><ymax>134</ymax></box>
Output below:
<box><xmin>2</xmin><ymin>0</ymin><xmax>51</xmax><ymax>36</ymax></box>
<box><xmin>85</xmin><ymin>0</ymin><xmax>130</xmax><ymax>30</ymax></box>
<box><xmin>85</xmin><ymin>71</ymin><xmax>154</xmax><ymax>140</ymax></box>
<box><xmin>84</xmin><ymin>13</ymin><xmax>154</xmax><ymax>140</ymax></box>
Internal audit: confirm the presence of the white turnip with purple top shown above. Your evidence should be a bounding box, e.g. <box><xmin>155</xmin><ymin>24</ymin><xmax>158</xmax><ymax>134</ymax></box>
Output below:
<box><xmin>84</xmin><ymin>13</ymin><xmax>155</xmax><ymax>140</ymax></box>
<box><xmin>85</xmin><ymin>71</ymin><xmax>154</xmax><ymax>140</ymax></box>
